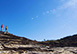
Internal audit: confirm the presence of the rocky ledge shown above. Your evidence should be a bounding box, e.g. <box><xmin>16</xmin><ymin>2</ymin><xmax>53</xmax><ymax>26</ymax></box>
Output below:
<box><xmin>0</xmin><ymin>47</ymin><xmax>76</xmax><ymax>54</ymax></box>
<box><xmin>0</xmin><ymin>31</ymin><xmax>76</xmax><ymax>54</ymax></box>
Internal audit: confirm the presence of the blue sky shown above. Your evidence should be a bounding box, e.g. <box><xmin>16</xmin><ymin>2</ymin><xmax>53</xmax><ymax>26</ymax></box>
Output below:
<box><xmin>0</xmin><ymin>0</ymin><xmax>77</xmax><ymax>41</ymax></box>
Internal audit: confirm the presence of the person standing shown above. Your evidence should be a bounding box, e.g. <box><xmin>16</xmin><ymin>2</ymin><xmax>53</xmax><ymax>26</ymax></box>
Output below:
<box><xmin>4</xmin><ymin>26</ymin><xmax>8</xmax><ymax>34</ymax></box>
<box><xmin>5</xmin><ymin>26</ymin><xmax>7</xmax><ymax>31</ymax></box>
<box><xmin>1</xmin><ymin>24</ymin><xmax>3</xmax><ymax>31</ymax></box>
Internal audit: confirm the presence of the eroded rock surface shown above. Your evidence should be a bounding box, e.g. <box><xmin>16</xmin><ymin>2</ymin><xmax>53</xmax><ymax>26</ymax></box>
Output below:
<box><xmin>0</xmin><ymin>47</ymin><xmax>76</xmax><ymax>54</ymax></box>
<box><xmin>0</xmin><ymin>31</ymin><xmax>76</xmax><ymax>54</ymax></box>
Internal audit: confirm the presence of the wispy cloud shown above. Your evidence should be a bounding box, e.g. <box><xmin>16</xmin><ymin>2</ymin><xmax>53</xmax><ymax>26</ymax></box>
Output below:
<box><xmin>32</xmin><ymin>0</ymin><xmax>77</xmax><ymax>20</ymax></box>
<box><xmin>59</xmin><ymin>0</ymin><xmax>77</xmax><ymax>9</ymax></box>
<box><xmin>32</xmin><ymin>9</ymin><xmax>57</xmax><ymax>20</ymax></box>
<box><xmin>60</xmin><ymin>0</ymin><xmax>65</xmax><ymax>2</ymax></box>
<box><xmin>36</xmin><ymin>16</ymin><xmax>38</xmax><ymax>18</ymax></box>
<box><xmin>52</xmin><ymin>9</ymin><xmax>56</xmax><ymax>14</ymax></box>
<box><xmin>53</xmin><ymin>9</ymin><xmax>56</xmax><ymax>12</ymax></box>
<box><xmin>42</xmin><ymin>9</ymin><xmax>56</xmax><ymax>15</ymax></box>
<box><xmin>31</xmin><ymin>16</ymin><xmax>39</xmax><ymax>20</ymax></box>
<box><xmin>32</xmin><ymin>18</ymin><xmax>34</xmax><ymax>20</ymax></box>
<box><xmin>43</xmin><ymin>12</ymin><xmax>45</xmax><ymax>15</ymax></box>
<box><xmin>50</xmin><ymin>10</ymin><xmax>52</xmax><ymax>12</ymax></box>
<box><xmin>46</xmin><ymin>11</ymin><xmax>50</xmax><ymax>14</ymax></box>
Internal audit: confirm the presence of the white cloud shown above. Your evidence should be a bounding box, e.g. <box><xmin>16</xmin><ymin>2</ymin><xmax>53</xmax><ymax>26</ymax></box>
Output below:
<box><xmin>60</xmin><ymin>0</ymin><xmax>65</xmax><ymax>2</ymax></box>
<box><xmin>46</xmin><ymin>11</ymin><xmax>49</xmax><ymax>14</ymax></box>
<box><xmin>42</xmin><ymin>9</ymin><xmax>56</xmax><ymax>16</ymax></box>
<box><xmin>36</xmin><ymin>16</ymin><xmax>38</xmax><ymax>18</ymax></box>
<box><xmin>43</xmin><ymin>12</ymin><xmax>45</xmax><ymax>15</ymax></box>
<box><xmin>32</xmin><ymin>18</ymin><xmax>34</xmax><ymax>20</ymax></box>
<box><xmin>52</xmin><ymin>9</ymin><xmax>56</xmax><ymax>12</ymax></box>
<box><xmin>59</xmin><ymin>0</ymin><xmax>77</xmax><ymax>9</ymax></box>
<box><xmin>50</xmin><ymin>10</ymin><xmax>52</xmax><ymax>12</ymax></box>
<box><xmin>31</xmin><ymin>0</ymin><xmax>77</xmax><ymax>20</ymax></box>
<box><xmin>51</xmin><ymin>9</ymin><xmax>56</xmax><ymax>14</ymax></box>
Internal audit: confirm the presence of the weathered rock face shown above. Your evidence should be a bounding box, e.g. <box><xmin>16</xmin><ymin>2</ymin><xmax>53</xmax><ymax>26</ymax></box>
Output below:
<box><xmin>0</xmin><ymin>47</ymin><xmax>76</xmax><ymax>54</ymax></box>
<box><xmin>0</xmin><ymin>31</ymin><xmax>77</xmax><ymax>54</ymax></box>
<box><xmin>0</xmin><ymin>31</ymin><xmax>38</xmax><ymax>45</ymax></box>
<box><xmin>50</xmin><ymin>47</ymin><xmax>77</xmax><ymax>54</ymax></box>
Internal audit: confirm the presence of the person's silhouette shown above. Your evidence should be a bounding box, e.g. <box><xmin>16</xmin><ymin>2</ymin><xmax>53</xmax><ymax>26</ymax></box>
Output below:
<box><xmin>4</xmin><ymin>26</ymin><xmax>8</xmax><ymax>34</ymax></box>
<box><xmin>1</xmin><ymin>24</ymin><xmax>3</xmax><ymax>31</ymax></box>
<box><xmin>5</xmin><ymin>26</ymin><xmax>7</xmax><ymax>31</ymax></box>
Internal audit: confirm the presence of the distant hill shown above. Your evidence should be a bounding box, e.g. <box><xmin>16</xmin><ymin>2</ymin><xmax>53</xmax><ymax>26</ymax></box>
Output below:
<box><xmin>42</xmin><ymin>34</ymin><xmax>77</xmax><ymax>47</ymax></box>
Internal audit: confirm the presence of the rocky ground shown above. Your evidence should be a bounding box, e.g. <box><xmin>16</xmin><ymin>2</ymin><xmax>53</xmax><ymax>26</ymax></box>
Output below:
<box><xmin>0</xmin><ymin>31</ymin><xmax>77</xmax><ymax>54</ymax></box>
<box><xmin>0</xmin><ymin>47</ymin><xmax>77</xmax><ymax>54</ymax></box>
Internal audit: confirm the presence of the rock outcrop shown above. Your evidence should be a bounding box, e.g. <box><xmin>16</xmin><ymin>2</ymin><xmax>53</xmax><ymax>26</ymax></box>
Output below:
<box><xmin>0</xmin><ymin>31</ymin><xmax>77</xmax><ymax>54</ymax></box>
